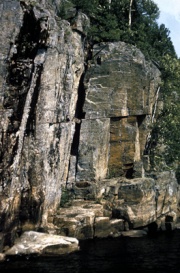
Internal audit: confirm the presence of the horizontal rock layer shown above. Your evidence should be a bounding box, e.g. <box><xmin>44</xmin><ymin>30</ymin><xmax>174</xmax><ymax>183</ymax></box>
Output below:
<box><xmin>51</xmin><ymin>171</ymin><xmax>179</xmax><ymax>239</ymax></box>
<box><xmin>0</xmin><ymin>0</ymin><xmax>179</xmax><ymax>254</ymax></box>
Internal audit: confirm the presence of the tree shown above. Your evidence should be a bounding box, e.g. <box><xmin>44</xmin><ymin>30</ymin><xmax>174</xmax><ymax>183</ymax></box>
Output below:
<box><xmin>69</xmin><ymin>0</ymin><xmax>180</xmax><ymax>178</ymax></box>
<box><xmin>149</xmin><ymin>55</ymin><xmax>180</xmax><ymax>178</ymax></box>
<box><xmin>71</xmin><ymin>0</ymin><xmax>98</xmax><ymax>15</ymax></box>
<box><xmin>71</xmin><ymin>0</ymin><xmax>120</xmax><ymax>42</ymax></box>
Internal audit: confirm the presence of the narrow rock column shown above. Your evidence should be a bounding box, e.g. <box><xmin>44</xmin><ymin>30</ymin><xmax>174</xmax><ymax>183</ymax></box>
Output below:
<box><xmin>10</xmin><ymin>50</ymin><xmax>46</xmax><ymax>195</ymax></box>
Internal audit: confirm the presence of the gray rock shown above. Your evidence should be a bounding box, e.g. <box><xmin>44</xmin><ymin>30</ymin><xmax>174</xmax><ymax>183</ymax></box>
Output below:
<box><xmin>0</xmin><ymin>0</ymin><xmax>179</xmax><ymax>251</ymax></box>
<box><xmin>54</xmin><ymin>200</ymin><xmax>104</xmax><ymax>239</ymax></box>
<box><xmin>0</xmin><ymin>0</ymin><xmax>85</xmax><ymax>243</ymax></box>
<box><xmin>0</xmin><ymin>253</ymin><xmax>5</xmax><ymax>262</ymax></box>
<box><xmin>5</xmin><ymin>231</ymin><xmax>79</xmax><ymax>256</ymax></box>
<box><xmin>121</xmin><ymin>230</ymin><xmax>147</xmax><ymax>237</ymax></box>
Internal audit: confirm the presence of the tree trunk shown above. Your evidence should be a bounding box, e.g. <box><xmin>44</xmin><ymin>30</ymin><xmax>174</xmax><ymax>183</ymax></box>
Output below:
<box><xmin>129</xmin><ymin>0</ymin><xmax>134</xmax><ymax>29</ymax></box>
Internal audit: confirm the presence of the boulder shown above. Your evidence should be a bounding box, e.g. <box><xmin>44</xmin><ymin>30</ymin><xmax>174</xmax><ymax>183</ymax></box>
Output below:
<box><xmin>5</xmin><ymin>231</ymin><xmax>79</xmax><ymax>256</ymax></box>
<box><xmin>121</xmin><ymin>230</ymin><xmax>147</xmax><ymax>237</ymax></box>
<box><xmin>0</xmin><ymin>0</ymin><xmax>179</xmax><ymax>250</ymax></box>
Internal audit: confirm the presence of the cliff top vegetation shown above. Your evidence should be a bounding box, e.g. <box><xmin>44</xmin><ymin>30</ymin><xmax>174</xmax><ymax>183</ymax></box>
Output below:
<box><xmin>60</xmin><ymin>0</ymin><xmax>180</xmax><ymax>180</ymax></box>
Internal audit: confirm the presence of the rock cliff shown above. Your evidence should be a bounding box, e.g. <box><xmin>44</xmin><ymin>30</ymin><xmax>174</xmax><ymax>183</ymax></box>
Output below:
<box><xmin>0</xmin><ymin>0</ymin><xmax>179</xmax><ymax>252</ymax></box>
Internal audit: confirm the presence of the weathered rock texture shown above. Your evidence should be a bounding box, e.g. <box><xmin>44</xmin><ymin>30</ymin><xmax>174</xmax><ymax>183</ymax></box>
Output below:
<box><xmin>0</xmin><ymin>0</ymin><xmax>88</xmax><ymax>248</ymax></box>
<box><xmin>74</xmin><ymin>42</ymin><xmax>161</xmax><ymax>181</ymax></box>
<box><xmin>5</xmin><ymin>231</ymin><xmax>79</xmax><ymax>256</ymax></box>
<box><xmin>0</xmin><ymin>0</ymin><xmax>179</xmax><ymax>253</ymax></box>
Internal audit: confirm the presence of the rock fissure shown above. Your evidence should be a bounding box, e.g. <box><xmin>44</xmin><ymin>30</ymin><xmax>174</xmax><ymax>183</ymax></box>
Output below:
<box><xmin>144</xmin><ymin>86</ymin><xmax>161</xmax><ymax>155</ymax></box>
<box><xmin>2</xmin><ymin>4</ymin><xmax>48</xmax><ymax>175</ymax></box>
<box><xmin>0</xmin><ymin>2</ymin><xmax>50</xmax><ymax>245</ymax></box>
<box><xmin>10</xmin><ymin>61</ymin><xmax>44</xmax><ymax>194</ymax></box>
<box><xmin>0</xmin><ymin>1</ymin><xmax>179</xmax><ymax>254</ymax></box>
<box><xmin>68</xmin><ymin>43</ymin><xmax>92</xmax><ymax>185</ymax></box>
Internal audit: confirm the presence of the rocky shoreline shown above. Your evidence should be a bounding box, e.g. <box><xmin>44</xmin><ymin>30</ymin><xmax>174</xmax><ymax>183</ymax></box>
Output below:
<box><xmin>0</xmin><ymin>0</ymin><xmax>179</xmax><ymax>256</ymax></box>
<box><xmin>1</xmin><ymin>170</ymin><xmax>179</xmax><ymax>260</ymax></box>
<box><xmin>1</xmin><ymin>223</ymin><xmax>180</xmax><ymax>262</ymax></box>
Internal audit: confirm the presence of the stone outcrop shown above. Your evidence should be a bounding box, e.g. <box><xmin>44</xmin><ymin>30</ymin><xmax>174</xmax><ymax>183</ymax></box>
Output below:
<box><xmin>5</xmin><ymin>231</ymin><xmax>79</xmax><ymax>256</ymax></box>
<box><xmin>73</xmin><ymin>42</ymin><xmax>161</xmax><ymax>181</ymax></box>
<box><xmin>0</xmin><ymin>0</ymin><xmax>179</xmax><ymax>255</ymax></box>
<box><xmin>0</xmin><ymin>0</ymin><xmax>88</xmax><ymax>248</ymax></box>
<box><xmin>50</xmin><ymin>171</ymin><xmax>178</xmax><ymax>240</ymax></box>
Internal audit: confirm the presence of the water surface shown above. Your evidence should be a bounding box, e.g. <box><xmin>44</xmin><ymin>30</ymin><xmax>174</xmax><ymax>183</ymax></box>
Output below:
<box><xmin>1</xmin><ymin>230</ymin><xmax>180</xmax><ymax>273</ymax></box>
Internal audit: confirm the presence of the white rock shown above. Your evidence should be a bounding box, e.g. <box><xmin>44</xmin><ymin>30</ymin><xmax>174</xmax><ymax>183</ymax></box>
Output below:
<box><xmin>5</xmin><ymin>231</ymin><xmax>79</xmax><ymax>256</ymax></box>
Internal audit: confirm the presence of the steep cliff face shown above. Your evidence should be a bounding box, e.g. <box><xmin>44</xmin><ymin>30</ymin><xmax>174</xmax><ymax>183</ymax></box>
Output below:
<box><xmin>0</xmin><ymin>0</ymin><xmax>179</xmax><ymax>251</ymax></box>
<box><xmin>0</xmin><ymin>0</ymin><xmax>88</xmax><ymax>247</ymax></box>
<box><xmin>74</xmin><ymin>42</ymin><xmax>161</xmax><ymax>182</ymax></box>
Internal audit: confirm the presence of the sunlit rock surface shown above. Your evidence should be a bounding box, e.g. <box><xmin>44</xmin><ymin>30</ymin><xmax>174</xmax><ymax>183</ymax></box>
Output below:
<box><xmin>0</xmin><ymin>0</ymin><xmax>179</xmax><ymax>254</ymax></box>
<box><xmin>0</xmin><ymin>0</ymin><xmax>88</xmax><ymax>247</ymax></box>
<box><xmin>74</xmin><ymin>42</ymin><xmax>161</xmax><ymax>181</ymax></box>
<box><xmin>52</xmin><ymin>172</ymin><xmax>178</xmax><ymax>240</ymax></box>
<box><xmin>5</xmin><ymin>231</ymin><xmax>79</xmax><ymax>256</ymax></box>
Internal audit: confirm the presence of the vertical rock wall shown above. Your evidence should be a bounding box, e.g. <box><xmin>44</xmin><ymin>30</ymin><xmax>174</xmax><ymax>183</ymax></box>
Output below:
<box><xmin>0</xmin><ymin>0</ymin><xmax>179</xmax><ymax>250</ymax></box>
<box><xmin>73</xmin><ymin>42</ymin><xmax>161</xmax><ymax>182</ymax></box>
<box><xmin>0</xmin><ymin>0</ymin><xmax>88</xmax><ymax>247</ymax></box>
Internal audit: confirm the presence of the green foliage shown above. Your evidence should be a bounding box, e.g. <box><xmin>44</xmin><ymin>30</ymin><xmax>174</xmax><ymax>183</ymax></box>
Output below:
<box><xmin>57</xmin><ymin>0</ymin><xmax>75</xmax><ymax>19</ymax></box>
<box><xmin>71</xmin><ymin>0</ymin><xmax>98</xmax><ymax>15</ymax></box>
<box><xmin>135</xmin><ymin>0</ymin><xmax>160</xmax><ymax>20</ymax></box>
<box><xmin>71</xmin><ymin>0</ymin><xmax>121</xmax><ymax>42</ymax></box>
<box><xmin>67</xmin><ymin>0</ymin><xmax>179</xmax><ymax>176</ymax></box>
<box><xmin>148</xmin><ymin>54</ymin><xmax>180</xmax><ymax>180</ymax></box>
<box><xmin>70</xmin><ymin>0</ymin><xmax>176</xmax><ymax>58</ymax></box>
<box><xmin>60</xmin><ymin>187</ymin><xmax>74</xmax><ymax>207</ymax></box>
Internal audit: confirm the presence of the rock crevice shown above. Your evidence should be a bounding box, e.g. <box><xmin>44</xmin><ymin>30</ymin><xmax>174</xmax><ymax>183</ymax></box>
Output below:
<box><xmin>0</xmin><ymin>0</ymin><xmax>179</xmax><ymax>254</ymax></box>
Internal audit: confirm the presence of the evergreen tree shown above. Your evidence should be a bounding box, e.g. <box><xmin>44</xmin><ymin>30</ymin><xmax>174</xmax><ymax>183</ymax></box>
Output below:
<box><xmin>150</xmin><ymin>55</ymin><xmax>180</xmax><ymax>176</ymax></box>
<box><xmin>67</xmin><ymin>0</ymin><xmax>180</xmax><ymax>179</ymax></box>
<box><xmin>71</xmin><ymin>0</ymin><xmax>120</xmax><ymax>42</ymax></box>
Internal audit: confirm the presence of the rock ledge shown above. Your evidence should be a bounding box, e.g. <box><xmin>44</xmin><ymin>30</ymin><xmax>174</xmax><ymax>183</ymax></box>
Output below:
<box><xmin>5</xmin><ymin>231</ymin><xmax>79</xmax><ymax>256</ymax></box>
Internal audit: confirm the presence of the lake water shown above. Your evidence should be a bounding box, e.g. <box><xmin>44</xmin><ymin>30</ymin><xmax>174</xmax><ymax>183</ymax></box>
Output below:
<box><xmin>1</xmin><ymin>230</ymin><xmax>180</xmax><ymax>273</ymax></box>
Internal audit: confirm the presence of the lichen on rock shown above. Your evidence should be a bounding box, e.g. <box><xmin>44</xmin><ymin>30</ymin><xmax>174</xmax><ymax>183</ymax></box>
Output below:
<box><xmin>0</xmin><ymin>0</ymin><xmax>179</xmax><ymax>254</ymax></box>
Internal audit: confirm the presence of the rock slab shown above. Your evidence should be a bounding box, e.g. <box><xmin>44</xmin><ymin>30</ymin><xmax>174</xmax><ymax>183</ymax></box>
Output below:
<box><xmin>5</xmin><ymin>231</ymin><xmax>79</xmax><ymax>256</ymax></box>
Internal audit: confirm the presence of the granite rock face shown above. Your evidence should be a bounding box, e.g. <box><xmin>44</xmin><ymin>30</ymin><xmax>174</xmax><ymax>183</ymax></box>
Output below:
<box><xmin>74</xmin><ymin>42</ymin><xmax>161</xmax><ymax>181</ymax></box>
<box><xmin>0</xmin><ymin>0</ymin><xmax>88</xmax><ymax>247</ymax></box>
<box><xmin>0</xmin><ymin>0</ymin><xmax>179</xmax><ymax>253</ymax></box>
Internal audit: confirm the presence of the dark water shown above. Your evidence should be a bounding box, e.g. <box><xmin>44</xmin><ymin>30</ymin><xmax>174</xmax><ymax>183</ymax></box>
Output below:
<box><xmin>1</xmin><ymin>230</ymin><xmax>180</xmax><ymax>273</ymax></box>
